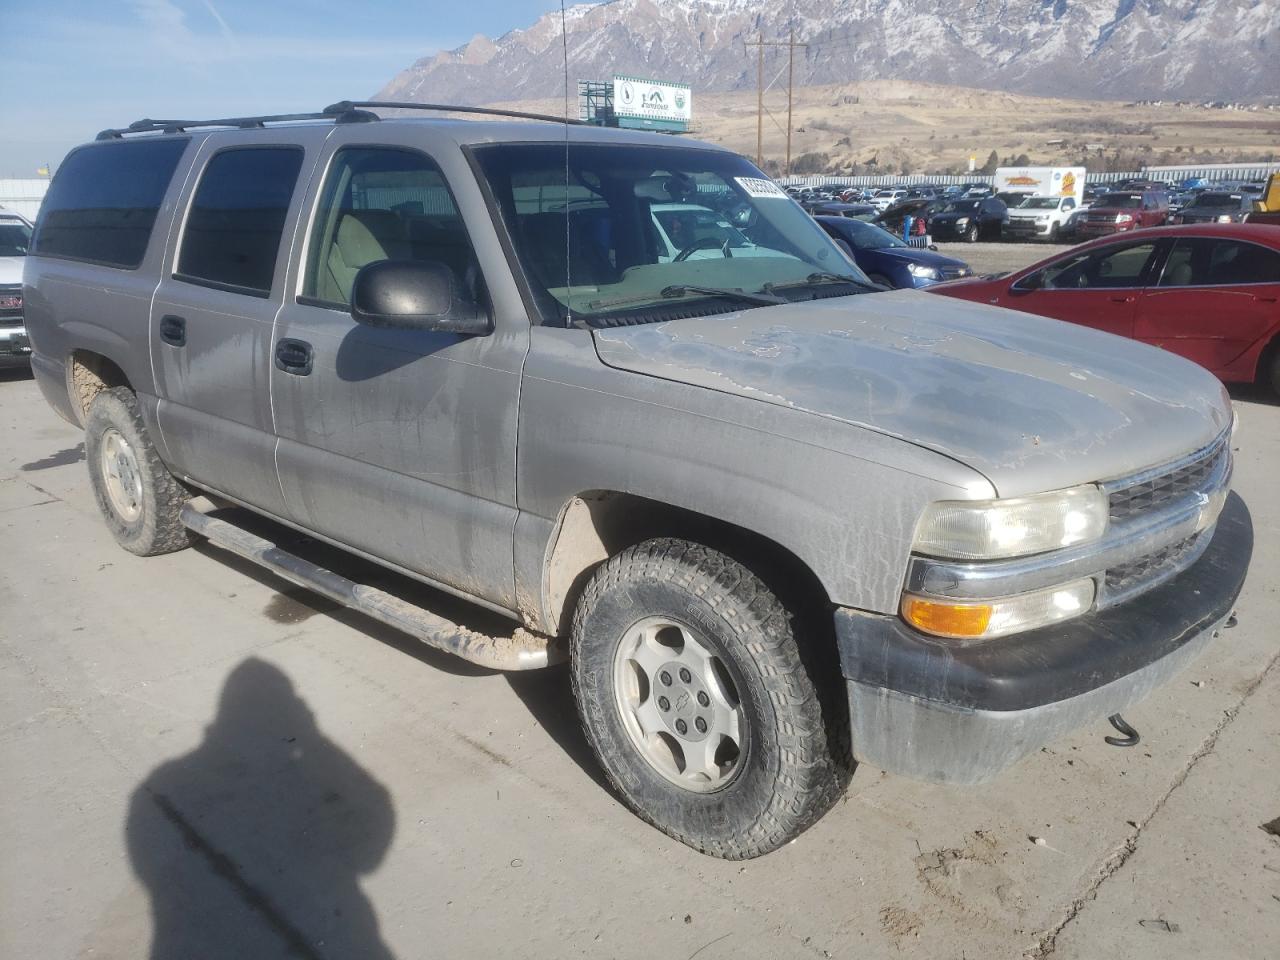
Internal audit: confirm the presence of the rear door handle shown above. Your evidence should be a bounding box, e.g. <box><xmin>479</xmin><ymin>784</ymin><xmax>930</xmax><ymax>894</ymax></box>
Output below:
<box><xmin>1255</xmin><ymin>295</ymin><xmax>1278</xmax><ymax>304</ymax></box>
<box><xmin>159</xmin><ymin>314</ymin><xmax>186</xmax><ymax>346</ymax></box>
<box><xmin>275</xmin><ymin>338</ymin><xmax>314</xmax><ymax>376</ymax></box>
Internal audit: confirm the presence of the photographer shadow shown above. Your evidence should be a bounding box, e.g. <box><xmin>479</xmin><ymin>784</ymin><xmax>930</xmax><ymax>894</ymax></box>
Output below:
<box><xmin>126</xmin><ymin>658</ymin><xmax>397</xmax><ymax>959</ymax></box>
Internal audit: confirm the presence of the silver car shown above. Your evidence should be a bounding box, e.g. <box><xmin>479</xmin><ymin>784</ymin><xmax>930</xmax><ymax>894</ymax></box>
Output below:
<box><xmin>23</xmin><ymin>103</ymin><xmax>1251</xmax><ymax>859</ymax></box>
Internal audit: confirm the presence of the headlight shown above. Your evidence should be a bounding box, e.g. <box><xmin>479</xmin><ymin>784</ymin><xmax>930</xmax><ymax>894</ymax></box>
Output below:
<box><xmin>908</xmin><ymin>263</ymin><xmax>940</xmax><ymax>279</ymax></box>
<box><xmin>1036</xmin><ymin>214</ymin><xmax>1049</xmax><ymax>221</ymax></box>
<box><xmin>1116</xmin><ymin>214</ymin><xmax>1134</xmax><ymax>223</ymax></box>
<box><xmin>1216</xmin><ymin>214</ymin><xmax>1232</xmax><ymax>223</ymax></box>
<box><xmin>902</xmin><ymin>578</ymin><xmax>1096</xmax><ymax>641</ymax></box>
<box><xmin>911</xmin><ymin>484</ymin><xmax>1109</xmax><ymax>560</ymax></box>
<box><xmin>955</xmin><ymin>217</ymin><xmax>969</xmax><ymax>226</ymax></box>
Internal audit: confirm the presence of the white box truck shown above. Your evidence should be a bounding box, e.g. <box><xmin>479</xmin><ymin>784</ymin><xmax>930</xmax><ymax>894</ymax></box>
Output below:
<box><xmin>994</xmin><ymin>166</ymin><xmax>1085</xmax><ymax>204</ymax></box>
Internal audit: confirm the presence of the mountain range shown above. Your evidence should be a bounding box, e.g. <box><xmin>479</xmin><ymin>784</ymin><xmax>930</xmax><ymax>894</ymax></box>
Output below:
<box><xmin>377</xmin><ymin>0</ymin><xmax>1280</xmax><ymax>107</ymax></box>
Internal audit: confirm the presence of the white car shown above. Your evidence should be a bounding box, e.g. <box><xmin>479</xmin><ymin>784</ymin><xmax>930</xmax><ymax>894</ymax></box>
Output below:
<box><xmin>0</xmin><ymin>210</ymin><xmax>32</xmax><ymax>368</ymax></box>
<box><xmin>870</xmin><ymin>189</ymin><xmax>908</xmax><ymax>212</ymax></box>
<box><xmin>649</xmin><ymin>203</ymin><xmax>788</xmax><ymax>261</ymax></box>
<box><xmin>1002</xmin><ymin>195</ymin><xmax>1080</xmax><ymax>242</ymax></box>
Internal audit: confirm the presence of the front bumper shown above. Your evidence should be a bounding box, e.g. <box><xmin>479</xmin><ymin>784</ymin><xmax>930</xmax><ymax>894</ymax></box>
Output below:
<box><xmin>1005</xmin><ymin>219</ymin><xmax>1053</xmax><ymax>238</ymax></box>
<box><xmin>0</xmin><ymin>322</ymin><xmax>31</xmax><ymax>367</ymax></box>
<box><xmin>1079</xmin><ymin>221</ymin><xmax>1134</xmax><ymax>236</ymax></box>
<box><xmin>834</xmin><ymin>492</ymin><xmax>1252</xmax><ymax>785</ymax></box>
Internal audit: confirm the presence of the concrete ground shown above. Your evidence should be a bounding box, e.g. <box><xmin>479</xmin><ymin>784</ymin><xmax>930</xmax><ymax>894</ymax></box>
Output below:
<box><xmin>1</xmin><ymin>361</ymin><xmax>1276</xmax><ymax>960</ymax></box>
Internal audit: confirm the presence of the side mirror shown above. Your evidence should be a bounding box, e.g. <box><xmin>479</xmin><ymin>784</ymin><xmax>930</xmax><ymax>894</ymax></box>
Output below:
<box><xmin>350</xmin><ymin>260</ymin><xmax>491</xmax><ymax>336</ymax></box>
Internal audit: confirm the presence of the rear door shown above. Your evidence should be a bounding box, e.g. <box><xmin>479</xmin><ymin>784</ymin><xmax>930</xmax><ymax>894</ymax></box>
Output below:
<box><xmin>1002</xmin><ymin>237</ymin><xmax>1162</xmax><ymax>338</ymax></box>
<box><xmin>152</xmin><ymin>131</ymin><xmax>322</xmax><ymax>513</ymax></box>
<box><xmin>269</xmin><ymin>127</ymin><xmax>527</xmax><ymax>612</ymax></box>
<box><xmin>1134</xmin><ymin>236</ymin><xmax>1280</xmax><ymax>375</ymax></box>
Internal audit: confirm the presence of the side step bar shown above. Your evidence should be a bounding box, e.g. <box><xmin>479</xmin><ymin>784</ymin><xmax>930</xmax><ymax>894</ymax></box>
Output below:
<box><xmin>180</xmin><ymin>504</ymin><xmax>561</xmax><ymax>671</ymax></box>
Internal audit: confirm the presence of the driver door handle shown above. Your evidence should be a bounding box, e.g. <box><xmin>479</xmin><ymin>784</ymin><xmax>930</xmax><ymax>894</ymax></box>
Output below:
<box><xmin>1109</xmin><ymin>295</ymin><xmax>1136</xmax><ymax>304</ymax></box>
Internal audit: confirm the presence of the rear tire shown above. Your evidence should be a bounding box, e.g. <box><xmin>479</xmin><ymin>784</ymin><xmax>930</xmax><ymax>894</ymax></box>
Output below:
<box><xmin>85</xmin><ymin>387</ymin><xmax>194</xmax><ymax>556</ymax></box>
<box><xmin>570</xmin><ymin>539</ymin><xmax>848</xmax><ymax>859</ymax></box>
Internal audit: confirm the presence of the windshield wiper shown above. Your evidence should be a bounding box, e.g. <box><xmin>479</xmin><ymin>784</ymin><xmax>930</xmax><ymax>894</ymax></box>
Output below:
<box><xmin>659</xmin><ymin>284</ymin><xmax>785</xmax><ymax>306</ymax></box>
<box><xmin>588</xmin><ymin>284</ymin><xmax>783</xmax><ymax>311</ymax></box>
<box><xmin>763</xmin><ymin>272</ymin><xmax>879</xmax><ymax>294</ymax></box>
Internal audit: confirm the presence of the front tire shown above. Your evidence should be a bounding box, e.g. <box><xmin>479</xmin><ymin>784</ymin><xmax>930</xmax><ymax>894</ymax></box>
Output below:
<box><xmin>965</xmin><ymin>223</ymin><xmax>979</xmax><ymax>243</ymax></box>
<box><xmin>570</xmin><ymin>539</ymin><xmax>848</xmax><ymax>859</ymax></box>
<box><xmin>85</xmin><ymin>387</ymin><xmax>194</xmax><ymax>556</ymax></box>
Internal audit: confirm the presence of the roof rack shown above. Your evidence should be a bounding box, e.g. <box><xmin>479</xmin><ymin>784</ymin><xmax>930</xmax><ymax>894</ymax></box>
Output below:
<box><xmin>94</xmin><ymin>99</ymin><xmax>582</xmax><ymax>141</ymax></box>
<box><xmin>324</xmin><ymin>100</ymin><xmax>585</xmax><ymax>126</ymax></box>
<box><xmin>95</xmin><ymin>105</ymin><xmax>378</xmax><ymax>140</ymax></box>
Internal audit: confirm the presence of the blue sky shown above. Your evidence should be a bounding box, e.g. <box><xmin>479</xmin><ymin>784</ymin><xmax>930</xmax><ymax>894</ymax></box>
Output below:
<box><xmin>0</xmin><ymin>0</ymin><xmax>568</xmax><ymax>176</ymax></box>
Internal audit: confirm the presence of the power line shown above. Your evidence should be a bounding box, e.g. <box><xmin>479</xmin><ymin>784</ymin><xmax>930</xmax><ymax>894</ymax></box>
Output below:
<box><xmin>744</xmin><ymin>30</ymin><xmax>809</xmax><ymax>173</ymax></box>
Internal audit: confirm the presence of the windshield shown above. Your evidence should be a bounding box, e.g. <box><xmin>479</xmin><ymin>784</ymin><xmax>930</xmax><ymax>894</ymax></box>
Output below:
<box><xmin>942</xmin><ymin>200</ymin><xmax>979</xmax><ymax>213</ymax></box>
<box><xmin>1186</xmin><ymin>193</ymin><xmax>1241</xmax><ymax>208</ymax></box>
<box><xmin>1096</xmin><ymin>194</ymin><xmax>1142</xmax><ymax>209</ymax></box>
<box><xmin>1018</xmin><ymin>197</ymin><xmax>1061</xmax><ymax>210</ymax></box>
<box><xmin>0</xmin><ymin>220</ymin><xmax>32</xmax><ymax>257</ymax></box>
<box><xmin>474</xmin><ymin>143</ymin><xmax>868</xmax><ymax>326</ymax></box>
<box><xmin>838</xmin><ymin>219</ymin><xmax>908</xmax><ymax>250</ymax></box>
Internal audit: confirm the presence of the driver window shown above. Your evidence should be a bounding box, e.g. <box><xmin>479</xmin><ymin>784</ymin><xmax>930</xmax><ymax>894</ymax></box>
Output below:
<box><xmin>1042</xmin><ymin>242</ymin><xmax>1157</xmax><ymax>289</ymax></box>
<box><xmin>302</xmin><ymin>147</ymin><xmax>482</xmax><ymax>308</ymax></box>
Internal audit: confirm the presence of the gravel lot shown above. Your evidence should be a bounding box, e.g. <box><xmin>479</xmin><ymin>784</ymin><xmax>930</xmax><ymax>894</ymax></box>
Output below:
<box><xmin>933</xmin><ymin>240</ymin><xmax>1076</xmax><ymax>277</ymax></box>
<box><xmin>2</xmin><ymin>317</ymin><xmax>1277</xmax><ymax>957</ymax></box>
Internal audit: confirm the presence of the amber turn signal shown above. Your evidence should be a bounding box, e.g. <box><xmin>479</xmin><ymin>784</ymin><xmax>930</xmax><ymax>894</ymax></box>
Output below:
<box><xmin>901</xmin><ymin>597</ymin><xmax>993</xmax><ymax>639</ymax></box>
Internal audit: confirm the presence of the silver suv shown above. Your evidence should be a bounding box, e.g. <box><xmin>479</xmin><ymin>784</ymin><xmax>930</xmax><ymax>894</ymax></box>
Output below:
<box><xmin>24</xmin><ymin>103</ymin><xmax>1251</xmax><ymax>859</ymax></box>
<box><xmin>0</xmin><ymin>209</ymin><xmax>33</xmax><ymax>367</ymax></box>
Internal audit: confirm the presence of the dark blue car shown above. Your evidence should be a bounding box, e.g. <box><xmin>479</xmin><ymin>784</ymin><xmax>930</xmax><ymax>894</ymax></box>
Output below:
<box><xmin>816</xmin><ymin>216</ymin><xmax>973</xmax><ymax>289</ymax></box>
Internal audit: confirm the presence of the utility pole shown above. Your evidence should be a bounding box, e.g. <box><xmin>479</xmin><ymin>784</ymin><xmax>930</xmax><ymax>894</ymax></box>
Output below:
<box><xmin>747</xmin><ymin>33</ymin><xmax>757</xmax><ymax>163</ymax></box>
<box><xmin>744</xmin><ymin>31</ymin><xmax>809</xmax><ymax>175</ymax></box>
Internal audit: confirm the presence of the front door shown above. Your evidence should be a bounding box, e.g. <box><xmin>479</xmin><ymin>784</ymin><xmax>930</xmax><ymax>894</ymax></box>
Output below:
<box><xmin>1003</xmin><ymin>238</ymin><xmax>1162</xmax><ymax>339</ymax></box>
<box><xmin>152</xmin><ymin>136</ymin><xmax>317</xmax><ymax>514</ymax></box>
<box><xmin>270</xmin><ymin>136</ymin><xmax>525</xmax><ymax>612</ymax></box>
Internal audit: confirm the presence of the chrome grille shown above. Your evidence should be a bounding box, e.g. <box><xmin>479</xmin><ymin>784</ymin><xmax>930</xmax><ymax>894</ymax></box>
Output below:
<box><xmin>1108</xmin><ymin>441</ymin><xmax>1227</xmax><ymax>523</ymax></box>
<box><xmin>1105</xmin><ymin>534</ymin><xmax>1204</xmax><ymax>599</ymax></box>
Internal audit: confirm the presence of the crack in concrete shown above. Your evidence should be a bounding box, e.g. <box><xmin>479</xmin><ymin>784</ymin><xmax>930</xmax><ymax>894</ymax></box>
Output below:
<box><xmin>1025</xmin><ymin>646</ymin><xmax>1280</xmax><ymax>959</ymax></box>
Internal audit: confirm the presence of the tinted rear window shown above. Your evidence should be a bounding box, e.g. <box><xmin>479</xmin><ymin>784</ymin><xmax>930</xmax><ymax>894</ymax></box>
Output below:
<box><xmin>33</xmin><ymin>139</ymin><xmax>188</xmax><ymax>268</ymax></box>
<box><xmin>176</xmin><ymin>147</ymin><xmax>304</xmax><ymax>296</ymax></box>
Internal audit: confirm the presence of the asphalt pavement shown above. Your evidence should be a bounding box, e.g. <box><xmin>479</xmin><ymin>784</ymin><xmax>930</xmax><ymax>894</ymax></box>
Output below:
<box><xmin>2</xmin><ymin>355</ymin><xmax>1277</xmax><ymax>959</ymax></box>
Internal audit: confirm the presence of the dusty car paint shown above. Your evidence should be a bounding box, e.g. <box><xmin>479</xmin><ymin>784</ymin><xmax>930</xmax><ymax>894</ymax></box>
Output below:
<box><xmin>591</xmin><ymin>291</ymin><xmax>1232</xmax><ymax>499</ymax></box>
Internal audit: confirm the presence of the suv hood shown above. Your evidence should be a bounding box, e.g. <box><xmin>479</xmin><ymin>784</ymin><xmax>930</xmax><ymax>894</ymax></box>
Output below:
<box><xmin>0</xmin><ymin>257</ymin><xmax>23</xmax><ymax>285</ymax></box>
<box><xmin>592</xmin><ymin>291</ymin><xmax>1231</xmax><ymax>498</ymax></box>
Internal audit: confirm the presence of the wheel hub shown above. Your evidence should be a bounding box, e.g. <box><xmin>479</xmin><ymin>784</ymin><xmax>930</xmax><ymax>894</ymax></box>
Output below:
<box><xmin>613</xmin><ymin>617</ymin><xmax>745</xmax><ymax>793</ymax></box>
<box><xmin>100</xmin><ymin>428</ymin><xmax>143</xmax><ymax>522</ymax></box>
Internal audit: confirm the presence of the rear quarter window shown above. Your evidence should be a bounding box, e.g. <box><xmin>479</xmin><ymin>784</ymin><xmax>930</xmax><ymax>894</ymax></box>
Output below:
<box><xmin>33</xmin><ymin>139</ymin><xmax>189</xmax><ymax>268</ymax></box>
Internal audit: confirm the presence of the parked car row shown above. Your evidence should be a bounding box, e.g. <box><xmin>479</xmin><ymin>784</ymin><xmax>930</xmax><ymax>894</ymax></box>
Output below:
<box><xmin>792</xmin><ymin>174</ymin><xmax>1279</xmax><ymax>245</ymax></box>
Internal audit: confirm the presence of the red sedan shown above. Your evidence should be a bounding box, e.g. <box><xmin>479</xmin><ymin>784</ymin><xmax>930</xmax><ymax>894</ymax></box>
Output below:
<box><xmin>930</xmin><ymin>224</ymin><xmax>1280</xmax><ymax>391</ymax></box>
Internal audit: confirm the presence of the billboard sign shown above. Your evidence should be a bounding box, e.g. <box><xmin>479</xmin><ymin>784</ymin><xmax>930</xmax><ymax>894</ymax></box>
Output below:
<box><xmin>611</xmin><ymin>75</ymin><xmax>692</xmax><ymax>127</ymax></box>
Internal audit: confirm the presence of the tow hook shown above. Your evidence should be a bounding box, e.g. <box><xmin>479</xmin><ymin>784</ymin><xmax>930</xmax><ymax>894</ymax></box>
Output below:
<box><xmin>1104</xmin><ymin>713</ymin><xmax>1140</xmax><ymax>747</ymax></box>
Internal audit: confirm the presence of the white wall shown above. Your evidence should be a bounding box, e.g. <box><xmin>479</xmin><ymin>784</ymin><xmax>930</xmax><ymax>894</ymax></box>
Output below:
<box><xmin>0</xmin><ymin>179</ymin><xmax>50</xmax><ymax>222</ymax></box>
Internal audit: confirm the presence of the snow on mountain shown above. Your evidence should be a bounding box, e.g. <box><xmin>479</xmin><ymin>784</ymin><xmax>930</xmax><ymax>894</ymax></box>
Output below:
<box><xmin>377</xmin><ymin>0</ymin><xmax>1280</xmax><ymax>105</ymax></box>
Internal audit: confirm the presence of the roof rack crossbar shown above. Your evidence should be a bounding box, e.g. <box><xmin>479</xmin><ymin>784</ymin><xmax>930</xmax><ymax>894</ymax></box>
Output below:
<box><xmin>96</xmin><ymin>107</ymin><xmax>378</xmax><ymax>141</ymax></box>
<box><xmin>324</xmin><ymin>100</ymin><xmax>585</xmax><ymax>126</ymax></box>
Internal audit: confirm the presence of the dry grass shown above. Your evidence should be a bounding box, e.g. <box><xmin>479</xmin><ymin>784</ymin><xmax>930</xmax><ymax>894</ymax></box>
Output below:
<box><xmin>491</xmin><ymin>79</ymin><xmax>1280</xmax><ymax>175</ymax></box>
